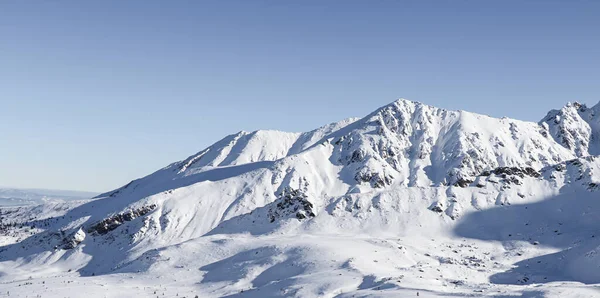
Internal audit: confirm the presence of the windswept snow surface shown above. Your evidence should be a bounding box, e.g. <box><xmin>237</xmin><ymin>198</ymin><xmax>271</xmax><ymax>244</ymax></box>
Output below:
<box><xmin>2</xmin><ymin>99</ymin><xmax>600</xmax><ymax>297</ymax></box>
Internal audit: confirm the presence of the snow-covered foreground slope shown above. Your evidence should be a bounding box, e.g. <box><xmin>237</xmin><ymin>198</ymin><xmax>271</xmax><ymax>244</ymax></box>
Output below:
<box><xmin>1</xmin><ymin>99</ymin><xmax>600</xmax><ymax>297</ymax></box>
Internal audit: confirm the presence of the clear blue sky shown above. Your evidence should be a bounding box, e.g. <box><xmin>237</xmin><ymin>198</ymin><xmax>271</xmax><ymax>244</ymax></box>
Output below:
<box><xmin>1</xmin><ymin>1</ymin><xmax>598</xmax><ymax>192</ymax></box>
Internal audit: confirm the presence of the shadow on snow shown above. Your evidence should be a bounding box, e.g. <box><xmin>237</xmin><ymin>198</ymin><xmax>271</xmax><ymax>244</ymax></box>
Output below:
<box><xmin>454</xmin><ymin>188</ymin><xmax>600</xmax><ymax>285</ymax></box>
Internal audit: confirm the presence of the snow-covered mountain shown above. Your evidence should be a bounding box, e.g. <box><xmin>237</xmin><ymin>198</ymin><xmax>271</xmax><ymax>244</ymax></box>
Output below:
<box><xmin>1</xmin><ymin>99</ymin><xmax>599</xmax><ymax>297</ymax></box>
<box><xmin>541</xmin><ymin>101</ymin><xmax>600</xmax><ymax>156</ymax></box>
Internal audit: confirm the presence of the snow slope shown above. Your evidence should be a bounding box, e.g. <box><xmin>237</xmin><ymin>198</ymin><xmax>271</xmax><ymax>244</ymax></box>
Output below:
<box><xmin>1</xmin><ymin>99</ymin><xmax>600</xmax><ymax>297</ymax></box>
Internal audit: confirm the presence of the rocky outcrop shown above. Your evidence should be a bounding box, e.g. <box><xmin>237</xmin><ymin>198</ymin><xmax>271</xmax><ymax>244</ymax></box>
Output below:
<box><xmin>62</xmin><ymin>228</ymin><xmax>86</xmax><ymax>249</ymax></box>
<box><xmin>480</xmin><ymin>167</ymin><xmax>540</xmax><ymax>179</ymax></box>
<box><xmin>540</xmin><ymin>102</ymin><xmax>597</xmax><ymax>156</ymax></box>
<box><xmin>88</xmin><ymin>204</ymin><xmax>157</xmax><ymax>235</ymax></box>
<box><xmin>268</xmin><ymin>188</ymin><xmax>315</xmax><ymax>223</ymax></box>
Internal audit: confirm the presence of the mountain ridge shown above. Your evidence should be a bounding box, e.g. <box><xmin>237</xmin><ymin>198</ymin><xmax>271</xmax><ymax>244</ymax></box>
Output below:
<box><xmin>102</xmin><ymin>99</ymin><xmax>598</xmax><ymax>195</ymax></box>
<box><xmin>1</xmin><ymin>98</ymin><xmax>600</xmax><ymax>297</ymax></box>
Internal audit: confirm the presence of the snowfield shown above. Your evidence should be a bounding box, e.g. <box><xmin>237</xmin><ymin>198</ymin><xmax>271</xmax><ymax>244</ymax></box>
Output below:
<box><xmin>1</xmin><ymin>99</ymin><xmax>600</xmax><ymax>297</ymax></box>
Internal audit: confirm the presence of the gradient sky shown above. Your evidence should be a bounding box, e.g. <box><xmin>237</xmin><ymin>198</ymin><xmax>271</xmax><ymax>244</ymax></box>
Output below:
<box><xmin>1</xmin><ymin>1</ymin><xmax>599</xmax><ymax>192</ymax></box>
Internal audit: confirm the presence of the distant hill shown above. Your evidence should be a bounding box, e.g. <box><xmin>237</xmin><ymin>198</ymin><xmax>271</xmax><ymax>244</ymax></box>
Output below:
<box><xmin>0</xmin><ymin>187</ymin><xmax>97</xmax><ymax>206</ymax></box>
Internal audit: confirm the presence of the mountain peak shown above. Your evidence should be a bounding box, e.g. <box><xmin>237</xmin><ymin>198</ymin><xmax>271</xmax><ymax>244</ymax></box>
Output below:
<box><xmin>393</xmin><ymin>97</ymin><xmax>419</xmax><ymax>105</ymax></box>
<box><xmin>390</xmin><ymin>98</ymin><xmax>436</xmax><ymax>111</ymax></box>
<box><xmin>540</xmin><ymin>101</ymin><xmax>600</xmax><ymax>156</ymax></box>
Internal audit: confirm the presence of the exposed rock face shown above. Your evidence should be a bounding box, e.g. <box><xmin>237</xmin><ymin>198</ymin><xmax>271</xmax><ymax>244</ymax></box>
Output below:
<box><xmin>542</xmin><ymin>156</ymin><xmax>600</xmax><ymax>191</ymax></box>
<box><xmin>88</xmin><ymin>204</ymin><xmax>157</xmax><ymax>235</ymax></box>
<box><xmin>454</xmin><ymin>178</ymin><xmax>474</xmax><ymax>188</ymax></box>
<box><xmin>480</xmin><ymin>167</ymin><xmax>540</xmax><ymax>179</ymax></box>
<box><xmin>355</xmin><ymin>170</ymin><xmax>394</xmax><ymax>188</ymax></box>
<box><xmin>467</xmin><ymin>166</ymin><xmax>543</xmax><ymax>189</ymax></box>
<box><xmin>268</xmin><ymin>188</ymin><xmax>315</xmax><ymax>223</ymax></box>
<box><xmin>541</xmin><ymin>102</ymin><xmax>600</xmax><ymax>156</ymax></box>
<box><xmin>329</xmin><ymin>100</ymin><xmax>576</xmax><ymax>189</ymax></box>
<box><xmin>429</xmin><ymin>201</ymin><xmax>445</xmax><ymax>213</ymax></box>
<box><xmin>63</xmin><ymin>228</ymin><xmax>86</xmax><ymax>249</ymax></box>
